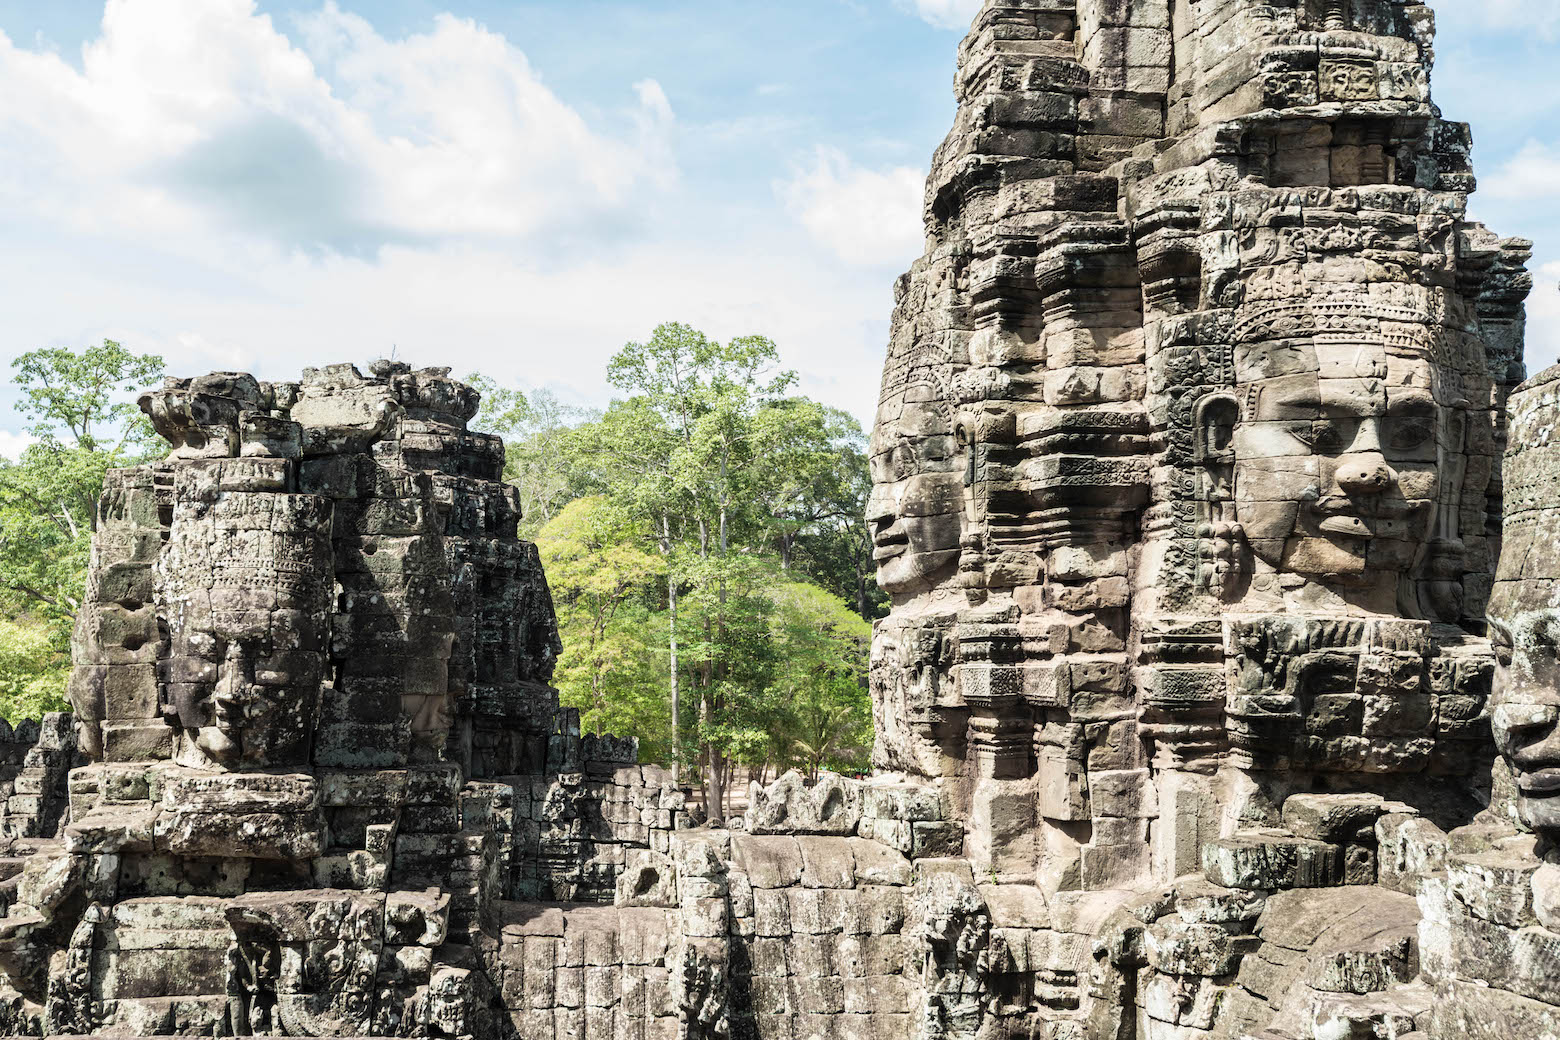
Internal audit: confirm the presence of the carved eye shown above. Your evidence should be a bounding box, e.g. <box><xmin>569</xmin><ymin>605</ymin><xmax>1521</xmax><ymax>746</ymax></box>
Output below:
<box><xmin>1386</xmin><ymin>416</ymin><xmax>1434</xmax><ymax>452</ymax></box>
<box><xmin>1302</xmin><ymin>420</ymin><xmax>1348</xmax><ymax>453</ymax></box>
<box><xmin>1279</xmin><ymin>420</ymin><xmax>1315</xmax><ymax>449</ymax></box>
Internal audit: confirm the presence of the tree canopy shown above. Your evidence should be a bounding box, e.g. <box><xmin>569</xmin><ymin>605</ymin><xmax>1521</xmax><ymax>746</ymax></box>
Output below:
<box><xmin>0</xmin><ymin>341</ymin><xmax>165</xmax><ymax>721</ymax></box>
<box><xmin>0</xmin><ymin>330</ymin><xmax>880</xmax><ymax>800</ymax></box>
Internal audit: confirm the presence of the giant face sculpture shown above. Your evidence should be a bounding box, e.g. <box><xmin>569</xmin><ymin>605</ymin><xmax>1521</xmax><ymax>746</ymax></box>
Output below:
<box><xmin>867</xmin><ymin>394</ymin><xmax>966</xmax><ymax>600</ymax></box>
<box><xmin>1214</xmin><ymin>330</ymin><xmax>1446</xmax><ymax>606</ymax></box>
<box><xmin>1489</xmin><ymin>367</ymin><xmax>1560</xmax><ymax>838</ymax></box>
<box><xmin>1490</xmin><ymin>610</ymin><xmax>1560</xmax><ymax>836</ymax></box>
<box><xmin>158</xmin><ymin>483</ymin><xmax>332</xmax><ymax>769</ymax></box>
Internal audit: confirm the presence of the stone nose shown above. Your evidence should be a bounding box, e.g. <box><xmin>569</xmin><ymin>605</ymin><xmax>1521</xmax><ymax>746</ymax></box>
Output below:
<box><xmin>1334</xmin><ymin>452</ymin><xmax>1395</xmax><ymax>495</ymax></box>
<box><xmin>865</xmin><ymin>486</ymin><xmax>896</xmax><ymax>526</ymax></box>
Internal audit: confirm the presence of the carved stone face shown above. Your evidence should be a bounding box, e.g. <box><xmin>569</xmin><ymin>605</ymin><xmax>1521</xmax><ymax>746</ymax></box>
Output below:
<box><xmin>1225</xmin><ymin>341</ymin><xmax>1441</xmax><ymax>594</ymax></box>
<box><xmin>171</xmin><ymin>602</ymin><xmax>321</xmax><ymax>768</ymax></box>
<box><xmin>1491</xmin><ymin>610</ymin><xmax>1560</xmax><ymax>836</ymax></box>
<box><xmin>867</xmin><ymin>399</ymin><xmax>964</xmax><ymax>598</ymax></box>
<box><xmin>158</xmin><ymin>488</ymin><xmax>331</xmax><ymax>769</ymax></box>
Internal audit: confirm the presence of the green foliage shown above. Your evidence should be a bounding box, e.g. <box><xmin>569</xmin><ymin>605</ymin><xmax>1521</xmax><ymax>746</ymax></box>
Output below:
<box><xmin>751</xmin><ymin>398</ymin><xmax>886</xmax><ymax>621</ymax></box>
<box><xmin>0</xmin><ymin>619</ymin><xmax>70</xmax><ymax>724</ymax></box>
<box><xmin>536</xmin><ymin>497</ymin><xmax>669</xmax><ymax>753</ymax></box>
<box><xmin>0</xmin><ymin>342</ymin><xmax>163</xmax><ymax>722</ymax></box>
<box><xmin>465</xmin><ymin>376</ymin><xmax>596</xmax><ymax>538</ymax></box>
<box><xmin>0</xmin><ymin>343</ymin><xmax>164</xmax><ymax>628</ymax></box>
<box><xmin>470</xmin><ymin>322</ymin><xmax>880</xmax><ymax>796</ymax></box>
<box><xmin>12</xmin><ymin>341</ymin><xmax>163</xmax><ymax>452</ymax></box>
<box><xmin>706</xmin><ymin>577</ymin><xmax>872</xmax><ymax>779</ymax></box>
<box><xmin>467</xmin><ymin>322</ymin><xmax>881</xmax><ymax>795</ymax></box>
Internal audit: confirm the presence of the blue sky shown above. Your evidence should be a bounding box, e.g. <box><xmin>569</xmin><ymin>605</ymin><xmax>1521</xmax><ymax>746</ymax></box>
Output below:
<box><xmin>0</xmin><ymin>0</ymin><xmax>1554</xmax><ymax>453</ymax></box>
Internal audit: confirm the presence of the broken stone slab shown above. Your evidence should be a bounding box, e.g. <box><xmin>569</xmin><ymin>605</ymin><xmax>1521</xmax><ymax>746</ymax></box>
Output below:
<box><xmin>1445</xmin><ymin>850</ymin><xmax>1541</xmax><ymax>928</ymax></box>
<box><xmin>1376</xmin><ymin>814</ymin><xmax>1449</xmax><ymax>897</ymax></box>
<box><xmin>1202</xmin><ymin>833</ymin><xmax>1342</xmax><ymax>891</ymax></box>
<box><xmin>1303</xmin><ymin>925</ymin><xmax>1419</xmax><ymax>994</ymax></box>
<box><xmin>977</xmin><ymin>883</ymin><xmax>1050</xmax><ymax>930</ymax></box>
<box><xmin>797</xmin><ymin>837</ymin><xmax>857</xmax><ymax>889</ymax></box>
<box><xmin>154</xmin><ymin>806</ymin><xmax>326</xmax><ymax>860</ymax></box>
<box><xmin>845</xmin><ymin>837</ymin><xmax>911</xmax><ymax>887</ymax></box>
<box><xmin>384</xmin><ymin>888</ymin><xmax>450</xmax><ymax>946</ymax></box>
<box><xmin>1309</xmin><ymin>983</ymin><xmax>1430</xmax><ymax>1040</ymax></box>
<box><xmin>616</xmin><ymin>848</ymin><xmax>678</xmax><ymax>908</ymax></box>
<box><xmin>1049</xmin><ymin>888</ymin><xmax>1134</xmax><ymax>935</ymax></box>
<box><xmin>62</xmin><ymin>809</ymin><xmax>156</xmax><ymax>855</ymax></box>
<box><xmin>745</xmin><ymin>771</ymin><xmax>863</xmax><ymax>835</ymax></box>
<box><xmin>319</xmin><ymin>769</ymin><xmax>410</xmax><ymax>808</ymax></box>
<box><xmin>1426</xmin><ymin>977</ymin><xmax>1560</xmax><ymax>1040</ymax></box>
<box><xmin>1282</xmin><ymin>793</ymin><xmax>1406</xmax><ymax>844</ymax></box>
<box><xmin>1532</xmin><ymin>861</ymin><xmax>1560</xmax><ymax>932</ymax></box>
<box><xmin>731</xmin><ymin>835</ymin><xmax>803</xmax><ymax>889</ymax></box>
<box><xmin>1145</xmin><ymin>917</ymin><xmax>1261</xmax><ymax>976</ymax></box>
<box><xmin>1172</xmin><ymin>878</ymin><xmax>1268</xmax><ymax>924</ymax></box>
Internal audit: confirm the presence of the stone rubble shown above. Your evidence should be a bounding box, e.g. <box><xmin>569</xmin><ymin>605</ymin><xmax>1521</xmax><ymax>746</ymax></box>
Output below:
<box><xmin>0</xmin><ymin>1</ymin><xmax>1556</xmax><ymax>1038</ymax></box>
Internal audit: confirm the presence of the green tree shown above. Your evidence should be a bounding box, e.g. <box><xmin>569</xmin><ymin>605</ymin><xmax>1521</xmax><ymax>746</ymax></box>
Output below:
<box><xmin>466</xmin><ymin>377</ymin><xmax>594</xmax><ymax>537</ymax></box>
<box><xmin>0</xmin><ymin>342</ymin><xmax>164</xmax><ymax>625</ymax></box>
<box><xmin>465</xmin><ymin>330</ymin><xmax>880</xmax><ymax>798</ymax></box>
<box><xmin>764</xmin><ymin>580</ymin><xmax>872</xmax><ymax>778</ymax></box>
<box><xmin>0</xmin><ymin>341</ymin><xmax>163</xmax><ymax>722</ymax></box>
<box><xmin>605</xmin><ymin>322</ymin><xmax>798</xmax><ymax>820</ymax></box>
<box><xmin>751</xmin><ymin>399</ymin><xmax>885</xmax><ymax>621</ymax></box>
<box><xmin>535</xmin><ymin>496</ymin><xmax>668</xmax><ymax>750</ymax></box>
<box><xmin>0</xmin><ymin>619</ymin><xmax>71</xmax><ymax>723</ymax></box>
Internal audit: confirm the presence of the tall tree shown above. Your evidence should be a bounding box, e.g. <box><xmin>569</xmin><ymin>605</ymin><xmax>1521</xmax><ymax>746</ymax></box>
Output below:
<box><xmin>750</xmin><ymin>400</ymin><xmax>885</xmax><ymax>620</ymax></box>
<box><xmin>463</xmin><ymin>332</ymin><xmax>880</xmax><ymax>793</ymax></box>
<box><xmin>0</xmin><ymin>342</ymin><xmax>163</xmax><ymax>720</ymax></box>
<box><xmin>0</xmin><ymin>342</ymin><xmax>164</xmax><ymax>625</ymax></box>
<box><xmin>465</xmin><ymin>377</ymin><xmax>594</xmax><ymax>537</ymax></box>
<box><xmin>535</xmin><ymin>496</ymin><xmax>667</xmax><ymax>745</ymax></box>
<box><xmin>605</xmin><ymin>323</ymin><xmax>796</xmax><ymax>820</ymax></box>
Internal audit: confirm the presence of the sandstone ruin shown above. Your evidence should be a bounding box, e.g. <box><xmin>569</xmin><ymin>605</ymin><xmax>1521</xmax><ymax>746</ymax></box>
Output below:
<box><xmin>0</xmin><ymin>0</ymin><xmax>1553</xmax><ymax>1038</ymax></box>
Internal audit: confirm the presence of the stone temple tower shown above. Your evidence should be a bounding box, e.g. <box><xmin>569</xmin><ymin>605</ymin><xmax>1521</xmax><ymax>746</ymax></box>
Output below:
<box><xmin>0</xmin><ymin>2</ymin><xmax>1552</xmax><ymax>1040</ymax></box>
<box><xmin>869</xmin><ymin>0</ymin><xmax>1531</xmax><ymax>888</ymax></box>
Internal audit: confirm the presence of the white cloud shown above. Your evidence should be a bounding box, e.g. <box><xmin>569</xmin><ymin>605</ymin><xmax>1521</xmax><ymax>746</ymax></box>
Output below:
<box><xmin>1484</xmin><ymin>141</ymin><xmax>1560</xmax><ymax>201</ymax></box>
<box><xmin>898</xmin><ymin>0</ymin><xmax>983</xmax><ymax>31</ymax></box>
<box><xmin>1525</xmin><ymin>260</ymin><xmax>1560</xmax><ymax>374</ymax></box>
<box><xmin>0</xmin><ymin>0</ymin><xmax>676</xmax><ymax>253</ymax></box>
<box><xmin>779</xmin><ymin>147</ymin><xmax>925</xmax><ymax>268</ymax></box>
<box><xmin>1472</xmin><ymin>0</ymin><xmax>1560</xmax><ymax>38</ymax></box>
<box><xmin>0</xmin><ymin>432</ymin><xmax>38</xmax><ymax>461</ymax></box>
<box><xmin>0</xmin><ymin>233</ymin><xmax>895</xmax><ymax>431</ymax></box>
<box><xmin>0</xmin><ymin>2</ymin><xmax>899</xmax><ymax>433</ymax></box>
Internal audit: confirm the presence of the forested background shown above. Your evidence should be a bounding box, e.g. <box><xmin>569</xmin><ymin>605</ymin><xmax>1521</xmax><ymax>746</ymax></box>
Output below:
<box><xmin>0</xmin><ymin>326</ymin><xmax>883</xmax><ymax>818</ymax></box>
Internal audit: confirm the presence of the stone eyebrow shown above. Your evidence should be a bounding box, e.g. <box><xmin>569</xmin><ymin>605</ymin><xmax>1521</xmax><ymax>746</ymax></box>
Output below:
<box><xmin>1387</xmin><ymin>394</ymin><xmax>1436</xmax><ymax>415</ymax></box>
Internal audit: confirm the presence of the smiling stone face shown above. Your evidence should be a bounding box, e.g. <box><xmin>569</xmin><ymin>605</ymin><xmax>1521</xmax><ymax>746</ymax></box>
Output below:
<box><xmin>1223</xmin><ymin>337</ymin><xmax>1443</xmax><ymax>600</ymax></box>
<box><xmin>1490</xmin><ymin>365</ymin><xmax>1560</xmax><ymax>837</ymax></box>
<box><xmin>1491</xmin><ymin>611</ymin><xmax>1560</xmax><ymax>835</ymax></box>
<box><xmin>867</xmin><ymin>395</ymin><xmax>966</xmax><ymax>600</ymax></box>
<box><xmin>156</xmin><ymin>476</ymin><xmax>333</xmax><ymax>770</ymax></box>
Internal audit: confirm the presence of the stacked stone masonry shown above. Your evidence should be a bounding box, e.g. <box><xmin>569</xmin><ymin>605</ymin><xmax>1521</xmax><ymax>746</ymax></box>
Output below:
<box><xmin>0</xmin><ymin>0</ymin><xmax>1558</xmax><ymax>1038</ymax></box>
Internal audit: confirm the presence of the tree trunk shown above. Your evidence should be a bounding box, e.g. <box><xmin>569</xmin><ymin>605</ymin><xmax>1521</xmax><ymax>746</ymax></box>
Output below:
<box><xmin>707</xmin><ymin>464</ymin><xmax>730</xmax><ymax>826</ymax></box>
<box><xmin>723</xmin><ymin>757</ymin><xmax>736</xmax><ymax>819</ymax></box>
<box><xmin>663</xmin><ymin>513</ymin><xmax>680</xmax><ymax>784</ymax></box>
